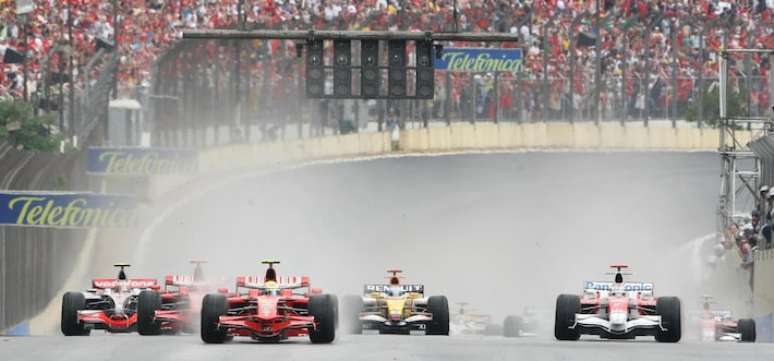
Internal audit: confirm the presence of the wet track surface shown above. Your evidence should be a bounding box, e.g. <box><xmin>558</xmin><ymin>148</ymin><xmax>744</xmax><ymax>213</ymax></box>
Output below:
<box><xmin>17</xmin><ymin>152</ymin><xmax>763</xmax><ymax>360</ymax></box>
<box><xmin>3</xmin><ymin>334</ymin><xmax>774</xmax><ymax>361</ymax></box>
<box><xmin>132</xmin><ymin>152</ymin><xmax>723</xmax><ymax>312</ymax></box>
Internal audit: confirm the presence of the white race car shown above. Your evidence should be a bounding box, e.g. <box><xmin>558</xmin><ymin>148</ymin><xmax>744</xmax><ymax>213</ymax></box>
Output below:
<box><xmin>554</xmin><ymin>264</ymin><xmax>681</xmax><ymax>342</ymax></box>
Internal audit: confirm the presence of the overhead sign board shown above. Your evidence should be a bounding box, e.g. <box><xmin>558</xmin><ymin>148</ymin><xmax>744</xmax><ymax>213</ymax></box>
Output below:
<box><xmin>434</xmin><ymin>48</ymin><xmax>523</xmax><ymax>73</ymax></box>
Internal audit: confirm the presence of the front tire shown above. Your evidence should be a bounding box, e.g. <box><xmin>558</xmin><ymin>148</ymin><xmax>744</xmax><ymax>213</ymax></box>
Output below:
<box><xmin>504</xmin><ymin>315</ymin><xmax>523</xmax><ymax>338</ymax></box>
<box><xmin>739</xmin><ymin>318</ymin><xmax>756</xmax><ymax>342</ymax></box>
<box><xmin>426</xmin><ymin>295</ymin><xmax>449</xmax><ymax>335</ymax></box>
<box><xmin>309</xmin><ymin>294</ymin><xmax>337</xmax><ymax>343</ymax></box>
<box><xmin>655</xmin><ymin>296</ymin><xmax>681</xmax><ymax>343</ymax></box>
<box><xmin>554</xmin><ymin>294</ymin><xmax>580</xmax><ymax>341</ymax></box>
<box><xmin>137</xmin><ymin>290</ymin><xmax>162</xmax><ymax>335</ymax></box>
<box><xmin>61</xmin><ymin>292</ymin><xmax>90</xmax><ymax>336</ymax></box>
<box><xmin>200</xmin><ymin>294</ymin><xmax>228</xmax><ymax>343</ymax></box>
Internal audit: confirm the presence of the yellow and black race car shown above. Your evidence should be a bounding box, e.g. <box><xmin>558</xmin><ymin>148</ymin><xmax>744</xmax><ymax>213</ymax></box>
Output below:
<box><xmin>343</xmin><ymin>270</ymin><xmax>448</xmax><ymax>335</ymax></box>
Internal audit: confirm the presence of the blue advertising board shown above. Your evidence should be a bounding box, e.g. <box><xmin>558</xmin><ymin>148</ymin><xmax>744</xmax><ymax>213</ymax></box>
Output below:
<box><xmin>0</xmin><ymin>191</ymin><xmax>138</xmax><ymax>228</ymax></box>
<box><xmin>87</xmin><ymin>147</ymin><xmax>198</xmax><ymax>176</ymax></box>
<box><xmin>434</xmin><ymin>48</ymin><xmax>523</xmax><ymax>73</ymax></box>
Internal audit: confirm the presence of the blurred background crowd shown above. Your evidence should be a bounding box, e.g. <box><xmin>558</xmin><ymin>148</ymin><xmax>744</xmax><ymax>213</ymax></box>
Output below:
<box><xmin>1</xmin><ymin>0</ymin><xmax>773</xmax><ymax>127</ymax></box>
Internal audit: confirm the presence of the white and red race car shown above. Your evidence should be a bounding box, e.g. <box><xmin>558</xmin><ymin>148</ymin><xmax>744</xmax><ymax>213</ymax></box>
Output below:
<box><xmin>697</xmin><ymin>296</ymin><xmax>756</xmax><ymax>342</ymax></box>
<box><xmin>61</xmin><ymin>264</ymin><xmax>159</xmax><ymax>335</ymax></box>
<box><xmin>554</xmin><ymin>264</ymin><xmax>681</xmax><ymax>342</ymax></box>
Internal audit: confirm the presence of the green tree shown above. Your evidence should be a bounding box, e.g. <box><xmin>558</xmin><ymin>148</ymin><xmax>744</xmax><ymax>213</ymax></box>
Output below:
<box><xmin>0</xmin><ymin>100</ymin><xmax>63</xmax><ymax>151</ymax></box>
<box><xmin>686</xmin><ymin>83</ymin><xmax>748</xmax><ymax>128</ymax></box>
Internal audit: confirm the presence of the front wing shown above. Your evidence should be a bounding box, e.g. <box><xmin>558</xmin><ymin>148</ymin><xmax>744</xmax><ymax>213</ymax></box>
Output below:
<box><xmin>573</xmin><ymin>314</ymin><xmax>663</xmax><ymax>339</ymax></box>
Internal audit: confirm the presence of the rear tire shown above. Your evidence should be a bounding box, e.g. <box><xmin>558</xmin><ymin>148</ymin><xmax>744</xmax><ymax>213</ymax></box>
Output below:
<box><xmin>200</xmin><ymin>294</ymin><xmax>228</xmax><ymax>343</ymax></box>
<box><xmin>61</xmin><ymin>292</ymin><xmax>90</xmax><ymax>336</ymax></box>
<box><xmin>554</xmin><ymin>294</ymin><xmax>580</xmax><ymax>341</ymax></box>
<box><xmin>137</xmin><ymin>290</ymin><xmax>162</xmax><ymax>336</ymax></box>
<box><xmin>739</xmin><ymin>318</ymin><xmax>756</xmax><ymax>342</ymax></box>
<box><xmin>655</xmin><ymin>296</ymin><xmax>681</xmax><ymax>343</ymax></box>
<box><xmin>426</xmin><ymin>296</ymin><xmax>449</xmax><ymax>335</ymax></box>
<box><xmin>342</xmin><ymin>295</ymin><xmax>364</xmax><ymax>334</ymax></box>
<box><xmin>309</xmin><ymin>294</ymin><xmax>336</xmax><ymax>343</ymax></box>
<box><xmin>504</xmin><ymin>315</ymin><xmax>523</xmax><ymax>338</ymax></box>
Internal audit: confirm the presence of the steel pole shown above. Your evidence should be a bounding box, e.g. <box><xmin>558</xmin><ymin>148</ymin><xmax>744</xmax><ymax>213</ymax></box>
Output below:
<box><xmin>671</xmin><ymin>18</ymin><xmax>677</xmax><ymax>127</ymax></box>
<box><xmin>68</xmin><ymin>1</ymin><xmax>75</xmax><ymax>135</ymax></box>
<box><xmin>621</xmin><ymin>35</ymin><xmax>627</xmax><ymax>125</ymax></box>
<box><xmin>698</xmin><ymin>30</ymin><xmax>704</xmax><ymax>127</ymax></box>
<box><xmin>594</xmin><ymin>0</ymin><xmax>601</xmax><ymax>124</ymax></box>
<box><xmin>112</xmin><ymin>0</ymin><xmax>119</xmax><ymax>99</ymax></box>
<box><xmin>59</xmin><ymin>49</ymin><xmax>65</xmax><ymax>133</ymax></box>
<box><xmin>543</xmin><ymin>25</ymin><xmax>550</xmax><ymax>122</ymax></box>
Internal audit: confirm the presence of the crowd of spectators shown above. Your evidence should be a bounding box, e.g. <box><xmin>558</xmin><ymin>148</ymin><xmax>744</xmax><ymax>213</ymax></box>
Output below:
<box><xmin>1</xmin><ymin>0</ymin><xmax>774</xmax><ymax>122</ymax></box>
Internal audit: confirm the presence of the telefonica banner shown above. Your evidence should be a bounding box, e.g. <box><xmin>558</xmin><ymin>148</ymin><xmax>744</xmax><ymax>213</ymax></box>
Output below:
<box><xmin>434</xmin><ymin>48</ymin><xmax>523</xmax><ymax>73</ymax></box>
<box><xmin>87</xmin><ymin>147</ymin><xmax>198</xmax><ymax>176</ymax></box>
<box><xmin>0</xmin><ymin>192</ymin><xmax>138</xmax><ymax>228</ymax></box>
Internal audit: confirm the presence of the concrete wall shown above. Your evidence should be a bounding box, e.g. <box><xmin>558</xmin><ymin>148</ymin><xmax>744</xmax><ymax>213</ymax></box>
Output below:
<box><xmin>194</xmin><ymin>122</ymin><xmax>742</xmax><ymax>177</ymax></box>
<box><xmin>755</xmin><ymin>250</ymin><xmax>774</xmax><ymax>315</ymax></box>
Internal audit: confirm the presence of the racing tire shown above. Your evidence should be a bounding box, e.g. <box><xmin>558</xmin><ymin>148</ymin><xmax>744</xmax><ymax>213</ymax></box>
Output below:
<box><xmin>342</xmin><ymin>295</ymin><xmax>364</xmax><ymax>334</ymax></box>
<box><xmin>330</xmin><ymin>294</ymin><xmax>339</xmax><ymax>330</ymax></box>
<box><xmin>554</xmin><ymin>294</ymin><xmax>580</xmax><ymax>341</ymax></box>
<box><xmin>655</xmin><ymin>296</ymin><xmax>682</xmax><ymax>343</ymax></box>
<box><xmin>200</xmin><ymin>294</ymin><xmax>229</xmax><ymax>343</ymax></box>
<box><xmin>739</xmin><ymin>318</ymin><xmax>756</xmax><ymax>342</ymax></box>
<box><xmin>61</xmin><ymin>292</ymin><xmax>90</xmax><ymax>336</ymax></box>
<box><xmin>137</xmin><ymin>290</ymin><xmax>162</xmax><ymax>336</ymax></box>
<box><xmin>309</xmin><ymin>294</ymin><xmax>337</xmax><ymax>343</ymax></box>
<box><xmin>504</xmin><ymin>315</ymin><xmax>523</xmax><ymax>338</ymax></box>
<box><xmin>426</xmin><ymin>295</ymin><xmax>450</xmax><ymax>336</ymax></box>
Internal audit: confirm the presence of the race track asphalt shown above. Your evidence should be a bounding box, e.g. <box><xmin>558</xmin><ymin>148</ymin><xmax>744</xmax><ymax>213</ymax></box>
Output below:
<box><xmin>2</xmin><ymin>333</ymin><xmax>773</xmax><ymax>361</ymax></box>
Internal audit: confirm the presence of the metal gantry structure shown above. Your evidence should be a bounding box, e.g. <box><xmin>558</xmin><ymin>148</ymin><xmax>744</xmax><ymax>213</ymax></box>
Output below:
<box><xmin>182</xmin><ymin>29</ymin><xmax>519</xmax><ymax>100</ymax></box>
<box><xmin>717</xmin><ymin>48</ymin><xmax>774</xmax><ymax>228</ymax></box>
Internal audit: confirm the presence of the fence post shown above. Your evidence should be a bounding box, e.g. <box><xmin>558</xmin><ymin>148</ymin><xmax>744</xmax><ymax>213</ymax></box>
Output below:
<box><xmin>494</xmin><ymin>73</ymin><xmax>499</xmax><ymax>124</ymax></box>
<box><xmin>621</xmin><ymin>34</ymin><xmax>628</xmax><ymax>126</ymax></box>
<box><xmin>543</xmin><ymin>25</ymin><xmax>550</xmax><ymax>122</ymax></box>
<box><xmin>471</xmin><ymin>74</ymin><xmax>477</xmax><ymax>124</ymax></box>
<box><xmin>671</xmin><ymin>18</ymin><xmax>678</xmax><ymax>128</ymax></box>
<box><xmin>593</xmin><ymin>0</ymin><xmax>601</xmax><ymax>124</ymax></box>
<box><xmin>698</xmin><ymin>29</ymin><xmax>704</xmax><ymax>128</ymax></box>
<box><xmin>642</xmin><ymin>23</ymin><xmax>651</xmax><ymax>127</ymax></box>
<box><xmin>444</xmin><ymin>71</ymin><xmax>451</xmax><ymax>125</ymax></box>
<box><xmin>745</xmin><ymin>30</ymin><xmax>752</xmax><ymax>118</ymax></box>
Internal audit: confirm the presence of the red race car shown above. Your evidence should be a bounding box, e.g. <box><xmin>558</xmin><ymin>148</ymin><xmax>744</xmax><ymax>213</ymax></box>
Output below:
<box><xmin>200</xmin><ymin>260</ymin><xmax>338</xmax><ymax>344</ymax></box>
<box><xmin>61</xmin><ymin>264</ymin><xmax>159</xmax><ymax>335</ymax></box>
<box><xmin>697</xmin><ymin>296</ymin><xmax>756</xmax><ymax>342</ymax></box>
<box><xmin>137</xmin><ymin>260</ymin><xmax>213</xmax><ymax>335</ymax></box>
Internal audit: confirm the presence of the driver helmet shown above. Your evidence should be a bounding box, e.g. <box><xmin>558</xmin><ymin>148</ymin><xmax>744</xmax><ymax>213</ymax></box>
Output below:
<box><xmin>388</xmin><ymin>285</ymin><xmax>403</xmax><ymax>297</ymax></box>
<box><xmin>264</xmin><ymin>281</ymin><xmax>280</xmax><ymax>296</ymax></box>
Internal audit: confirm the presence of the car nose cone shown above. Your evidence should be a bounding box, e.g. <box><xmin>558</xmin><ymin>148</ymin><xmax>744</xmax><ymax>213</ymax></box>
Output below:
<box><xmin>609</xmin><ymin>312</ymin><xmax>627</xmax><ymax>331</ymax></box>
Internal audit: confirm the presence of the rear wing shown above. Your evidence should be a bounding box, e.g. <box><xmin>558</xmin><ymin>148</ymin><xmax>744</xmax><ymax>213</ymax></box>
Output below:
<box><xmin>711</xmin><ymin>310</ymin><xmax>732</xmax><ymax>319</ymax></box>
<box><xmin>92</xmin><ymin>278</ymin><xmax>157</xmax><ymax>289</ymax></box>
<box><xmin>236</xmin><ymin>275</ymin><xmax>310</xmax><ymax>290</ymax></box>
<box><xmin>364</xmin><ymin>284</ymin><xmax>424</xmax><ymax>295</ymax></box>
<box><xmin>583</xmin><ymin>281</ymin><xmax>653</xmax><ymax>295</ymax></box>
<box><xmin>165</xmin><ymin>275</ymin><xmax>201</xmax><ymax>288</ymax></box>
